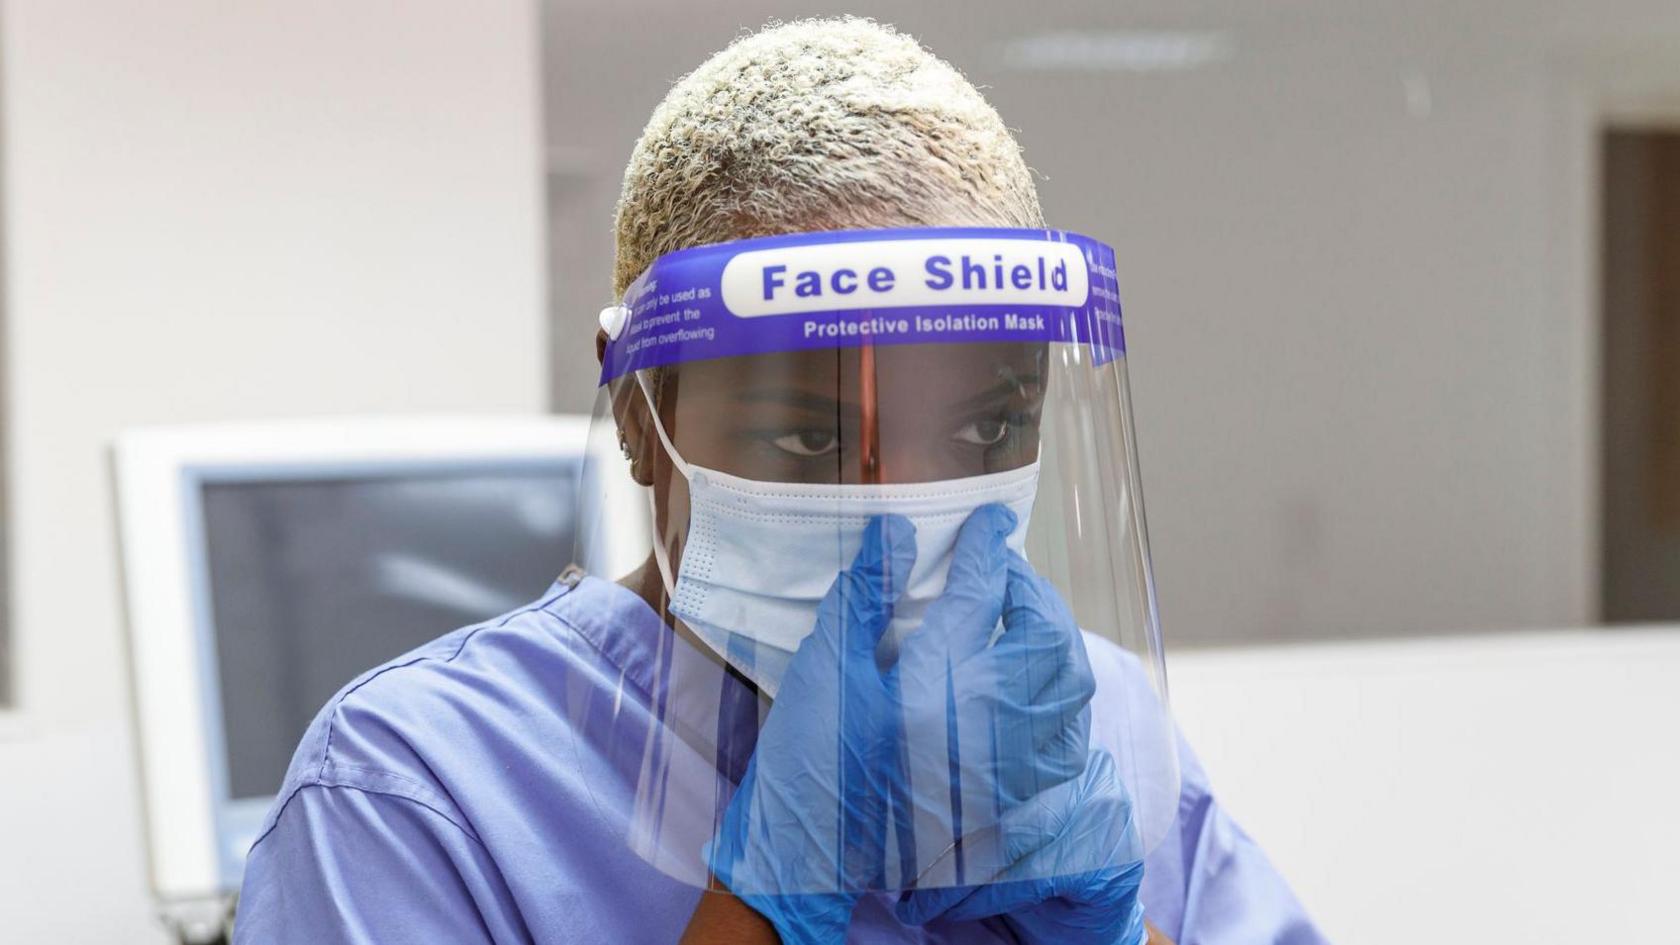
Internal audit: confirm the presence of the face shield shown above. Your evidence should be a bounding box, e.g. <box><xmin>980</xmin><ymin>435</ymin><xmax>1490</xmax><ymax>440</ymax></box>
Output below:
<box><xmin>572</xmin><ymin>227</ymin><xmax>1177</xmax><ymax>899</ymax></box>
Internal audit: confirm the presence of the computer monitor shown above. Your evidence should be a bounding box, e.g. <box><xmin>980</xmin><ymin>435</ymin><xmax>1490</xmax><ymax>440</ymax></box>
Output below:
<box><xmin>112</xmin><ymin>415</ymin><xmax>644</xmax><ymax>933</ymax></box>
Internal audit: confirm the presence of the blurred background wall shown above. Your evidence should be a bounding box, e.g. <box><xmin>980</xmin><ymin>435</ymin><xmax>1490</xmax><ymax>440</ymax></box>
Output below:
<box><xmin>0</xmin><ymin>1</ymin><xmax>545</xmax><ymax>938</ymax></box>
<box><xmin>541</xmin><ymin>0</ymin><xmax>1678</xmax><ymax>647</ymax></box>
<box><xmin>0</xmin><ymin>1</ymin><xmax>1677</xmax><ymax>942</ymax></box>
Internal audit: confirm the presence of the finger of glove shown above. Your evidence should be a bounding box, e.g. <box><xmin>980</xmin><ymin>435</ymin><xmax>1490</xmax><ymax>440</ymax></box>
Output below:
<box><xmin>1000</xmin><ymin>551</ymin><xmax>1074</xmax><ymax>642</ymax></box>
<box><xmin>893</xmin><ymin>881</ymin><xmax>986</xmax><ymax>926</ymax></box>
<box><xmin>900</xmin><ymin>754</ymin><xmax>1141</xmax><ymax>925</ymax></box>
<box><xmin>995</xmin><ymin>552</ymin><xmax>1095</xmax><ymax>707</ymax></box>
<box><xmin>899</xmin><ymin>505</ymin><xmax>1014</xmax><ymax>675</ymax></box>
<box><xmin>887</xmin><ymin>506</ymin><xmax>1012</xmax><ymax>884</ymax></box>
<box><xmin>815</xmin><ymin>514</ymin><xmax>917</xmax><ymax>664</ymax></box>
<box><xmin>988</xmin><ymin>702</ymin><xmax>1092</xmax><ymax>809</ymax></box>
<box><xmin>982</xmin><ymin>632</ymin><xmax>1095</xmax><ymax>734</ymax></box>
<box><xmin>1004</xmin><ymin>876</ymin><xmax>1146</xmax><ymax>945</ymax></box>
<box><xmin>988</xmin><ymin>653</ymin><xmax>1094</xmax><ymax>765</ymax></box>
<box><xmin>896</xmin><ymin>877</ymin><xmax>1054</xmax><ymax>927</ymax></box>
<box><xmin>894</xmin><ymin>770</ymin><xmax>1083</xmax><ymax>926</ymax></box>
<box><xmin>982</xmin><ymin>555</ymin><xmax>1095</xmax><ymax>791</ymax></box>
<box><xmin>1004</xmin><ymin>752</ymin><xmax>1141</xmax><ymax>880</ymax></box>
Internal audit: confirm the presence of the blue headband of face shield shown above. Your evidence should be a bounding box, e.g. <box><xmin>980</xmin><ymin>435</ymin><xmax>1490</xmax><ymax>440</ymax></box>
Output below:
<box><xmin>598</xmin><ymin>226</ymin><xmax>1125</xmax><ymax>383</ymax></box>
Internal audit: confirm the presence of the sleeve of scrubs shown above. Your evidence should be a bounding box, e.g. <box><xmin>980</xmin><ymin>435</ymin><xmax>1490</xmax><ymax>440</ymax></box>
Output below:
<box><xmin>1143</xmin><ymin>731</ymin><xmax>1331</xmax><ymax>945</ymax></box>
<box><xmin>233</xmin><ymin>781</ymin><xmax>528</xmax><ymax>945</ymax></box>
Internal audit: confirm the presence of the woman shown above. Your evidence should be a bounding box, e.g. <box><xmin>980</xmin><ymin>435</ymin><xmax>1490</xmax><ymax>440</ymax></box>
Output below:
<box><xmin>235</xmin><ymin>18</ymin><xmax>1326</xmax><ymax>945</ymax></box>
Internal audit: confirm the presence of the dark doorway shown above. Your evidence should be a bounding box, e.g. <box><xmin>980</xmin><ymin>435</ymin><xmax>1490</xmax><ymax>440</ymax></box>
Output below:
<box><xmin>1602</xmin><ymin>129</ymin><xmax>1680</xmax><ymax>622</ymax></box>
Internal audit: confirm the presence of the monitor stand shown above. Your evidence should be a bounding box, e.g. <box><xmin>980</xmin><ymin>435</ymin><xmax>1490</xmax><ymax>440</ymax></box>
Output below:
<box><xmin>158</xmin><ymin>895</ymin><xmax>234</xmax><ymax>945</ymax></box>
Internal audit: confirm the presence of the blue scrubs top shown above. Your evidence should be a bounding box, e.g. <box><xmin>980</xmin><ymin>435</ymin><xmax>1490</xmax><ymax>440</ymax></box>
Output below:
<box><xmin>234</xmin><ymin>574</ymin><xmax>1328</xmax><ymax>944</ymax></box>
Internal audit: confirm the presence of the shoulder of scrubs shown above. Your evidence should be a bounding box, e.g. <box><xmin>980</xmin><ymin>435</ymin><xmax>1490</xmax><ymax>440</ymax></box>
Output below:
<box><xmin>1082</xmin><ymin>635</ymin><xmax>1331</xmax><ymax>945</ymax></box>
<box><xmin>235</xmin><ymin>578</ymin><xmax>605</xmax><ymax>944</ymax></box>
<box><xmin>233</xmin><ymin>781</ymin><xmax>523</xmax><ymax>944</ymax></box>
<box><xmin>246</xmin><ymin>579</ymin><xmax>571</xmax><ymax>829</ymax></box>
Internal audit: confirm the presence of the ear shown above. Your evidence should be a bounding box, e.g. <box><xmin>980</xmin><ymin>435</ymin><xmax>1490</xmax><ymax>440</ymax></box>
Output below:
<box><xmin>610</xmin><ymin>382</ymin><xmax>657</xmax><ymax>488</ymax></box>
<box><xmin>604</xmin><ymin>333</ymin><xmax>658</xmax><ymax>488</ymax></box>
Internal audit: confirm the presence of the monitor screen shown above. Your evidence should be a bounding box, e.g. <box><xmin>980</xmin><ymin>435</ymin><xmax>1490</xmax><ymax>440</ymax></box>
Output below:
<box><xmin>197</xmin><ymin>463</ymin><xmax>578</xmax><ymax>800</ymax></box>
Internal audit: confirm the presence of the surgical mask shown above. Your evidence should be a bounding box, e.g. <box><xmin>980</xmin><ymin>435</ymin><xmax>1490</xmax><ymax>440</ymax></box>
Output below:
<box><xmin>639</xmin><ymin>379</ymin><xmax>1039</xmax><ymax>697</ymax></box>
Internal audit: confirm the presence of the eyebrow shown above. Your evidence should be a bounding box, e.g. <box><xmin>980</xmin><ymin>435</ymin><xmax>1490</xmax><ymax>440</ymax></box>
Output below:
<box><xmin>951</xmin><ymin>373</ymin><xmax>1044</xmax><ymax>412</ymax></box>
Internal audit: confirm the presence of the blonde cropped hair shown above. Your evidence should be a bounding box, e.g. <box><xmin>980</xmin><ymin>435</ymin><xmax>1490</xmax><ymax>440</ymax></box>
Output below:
<box><xmin>612</xmin><ymin>17</ymin><xmax>1044</xmax><ymax>298</ymax></box>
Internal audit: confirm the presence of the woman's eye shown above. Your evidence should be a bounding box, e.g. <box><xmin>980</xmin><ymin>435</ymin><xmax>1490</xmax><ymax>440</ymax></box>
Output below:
<box><xmin>770</xmin><ymin>430</ymin><xmax>840</xmax><ymax>457</ymax></box>
<box><xmin>954</xmin><ymin>418</ymin><xmax>1010</xmax><ymax>446</ymax></box>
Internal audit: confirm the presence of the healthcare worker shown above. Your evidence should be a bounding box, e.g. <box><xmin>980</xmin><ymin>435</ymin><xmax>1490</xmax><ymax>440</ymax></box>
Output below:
<box><xmin>235</xmin><ymin>18</ymin><xmax>1327</xmax><ymax>945</ymax></box>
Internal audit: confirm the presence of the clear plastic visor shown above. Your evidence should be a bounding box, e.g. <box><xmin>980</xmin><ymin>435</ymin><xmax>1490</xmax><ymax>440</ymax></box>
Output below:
<box><xmin>570</xmin><ymin>337</ymin><xmax>1178</xmax><ymax>896</ymax></box>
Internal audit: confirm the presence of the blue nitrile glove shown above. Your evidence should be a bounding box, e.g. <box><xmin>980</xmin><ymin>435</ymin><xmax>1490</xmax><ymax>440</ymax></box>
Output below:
<box><xmin>710</xmin><ymin>508</ymin><xmax>1108</xmax><ymax>944</ymax></box>
<box><xmin>890</xmin><ymin>509</ymin><xmax>1097</xmax><ymax>888</ymax></box>
<box><xmin>896</xmin><ymin>751</ymin><xmax>1147</xmax><ymax>944</ymax></box>
<box><xmin>707</xmin><ymin>514</ymin><xmax>918</xmax><ymax>945</ymax></box>
<box><xmin>893</xmin><ymin>558</ymin><xmax>1146</xmax><ymax>945</ymax></box>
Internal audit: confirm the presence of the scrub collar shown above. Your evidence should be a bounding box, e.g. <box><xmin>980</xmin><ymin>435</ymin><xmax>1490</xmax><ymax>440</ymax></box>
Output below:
<box><xmin>543</xmin><ymin>573</ymin><xmax>764</xmax><ymax>784</ymax></box>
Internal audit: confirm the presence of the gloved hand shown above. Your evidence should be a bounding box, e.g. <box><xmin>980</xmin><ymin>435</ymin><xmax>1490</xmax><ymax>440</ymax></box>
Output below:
<box><xmin>892</xmin><ymin>552</ymin><xmax>1146</xmax><ymax>945</ymax></box>
<box><xmin>890</xmin><ymin>508</ymin><xmax>1096</xmax><ymax>888</ymax></box>
<box><xmin>709</xmin><ymin>507</ymin><xmax>1110</xmax><ymax>944</ymax></box>
<box><xmin>706</xmin><ymin>514</ymin><xmax>918</xmax><ymax>945</ymax></box>
<box><xmin>894</xmin><ymin>750</ymin><xmax>1147</xmax><ymax>945</ymax></box>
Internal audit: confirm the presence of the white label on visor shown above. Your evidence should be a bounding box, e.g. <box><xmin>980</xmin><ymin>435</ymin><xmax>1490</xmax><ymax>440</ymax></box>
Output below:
<box><xmin>719</xmin><ymin>238</ymin><xmax>1091</xmax><ymax>318</ymax></box>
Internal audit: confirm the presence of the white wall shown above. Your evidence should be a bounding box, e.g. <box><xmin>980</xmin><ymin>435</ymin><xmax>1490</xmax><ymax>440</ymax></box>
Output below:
<box><xmin>0</xmin><ymin>1</ymin><xmax>546</xmax><ymax>938</ymax></box>
<box><xmin>1170</xmin><ymin>626</ymin><xmax>1680</xmax><ymax>943</ymax></box>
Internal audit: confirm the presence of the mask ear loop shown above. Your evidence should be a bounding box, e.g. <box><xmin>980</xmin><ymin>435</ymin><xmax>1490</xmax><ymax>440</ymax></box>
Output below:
<box><xmin>636</xmin><ymin>370</ymin><xmax>762</xmax><ymax>697</ymax></box>
<box><xmin>635</xmin><ymin>370</ymin><xmax>693</xmax><ymax>479</ymax></box>
<box><xmin>635</xmin><ymin>370</ymin><xmax>690</xmax><ymax>600</ymax></box>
